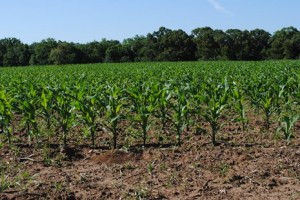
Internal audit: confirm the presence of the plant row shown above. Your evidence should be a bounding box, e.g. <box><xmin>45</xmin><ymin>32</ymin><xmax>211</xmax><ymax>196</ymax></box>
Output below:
<box><xmin>1</xmin><ymin>61</ymin><xmax>300</xmax><ymax>149</ymax></box>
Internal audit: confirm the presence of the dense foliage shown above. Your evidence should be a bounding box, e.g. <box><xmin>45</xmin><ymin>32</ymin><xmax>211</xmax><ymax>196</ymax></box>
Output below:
<box><xmin>0</xmin><ymin>26</ymin><xmax>300</xmax><ymax>67</ymax></box>
<box><xmin>1</xmin><ymin>61</ymin><xmax>300</xmax><ymax>148</ymax></box>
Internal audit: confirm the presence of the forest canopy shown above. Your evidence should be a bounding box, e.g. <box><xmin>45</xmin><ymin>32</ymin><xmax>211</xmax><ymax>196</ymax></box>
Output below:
<box><xmin>0</xmin><ymin>26</ymin><xmax>300</xmax><ymax>67</ymax></box>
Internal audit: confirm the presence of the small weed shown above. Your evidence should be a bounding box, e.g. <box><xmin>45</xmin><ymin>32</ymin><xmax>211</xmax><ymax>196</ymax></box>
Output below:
<box><xmin>42</xmin><ymin>145</ymin><xmax>53</xmax><ymax>166</ymax></box>
<box><xmin>55</xmin><ymin>153</ymin><xmax>65</xmax><ymax>167</ymax></box>
<box><xmin>159</xmin><ymin>162</ymin><xmax>167</xmax><ymax>171</ymax></box>
<box><xmin>15</xmin><ymin>171</ymin><xmax>32</xmax><ymax>189</ymax></box>
<box><xmin>54</xmin><ymin>182</ymin><xmax>63</xmax><ymax>193</ymax></box>
<box><xmin>123</xmin><ymin>162</ymin><xmax>135</xmax><ymax>170</ymax></box>
<box><xmin>167</xmin><ymin>173</ymin><xmax>178</xmax><ymax>188</ymax></box>
<box><xmin>0</xmin><ymin>170</ymin><xmax>11</xmax><ymax>192</ymax></box>
<box><xmin>134</xmin><ymin>186</ymin><xmax>149</xmax><ymax>199</ymax></box>
<box><xmin>147</xmin><ymin>162</ymin><xmax>155</xmax><ymax>176</ymax></box>
<box><xmin>20</xmin><ymin>171</ymin><xmax>31</xmax><ymax>180</ymax></box>
<box><xmin>10</xmin><ymin>145</ymin><xmax>21</xmax><ymax>159</ymax></box>
<box><xmin>219</xmin><ymin>162</ymin><xmax>230</xmax><ymax>177</ymax></box>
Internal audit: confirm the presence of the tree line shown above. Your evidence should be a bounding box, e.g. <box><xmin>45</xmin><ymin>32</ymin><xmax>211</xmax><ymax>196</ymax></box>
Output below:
<box><xmin>0</xmin><ymin>26</ymin><xmax>300</xmax><ymax>67</ymax></box>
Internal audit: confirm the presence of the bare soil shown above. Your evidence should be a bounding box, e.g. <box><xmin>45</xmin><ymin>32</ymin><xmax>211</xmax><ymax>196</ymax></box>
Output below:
<box><xmin>1</xmin><ymin>117</ymin><xmax>300</xmax><ymax>200</ymax></box>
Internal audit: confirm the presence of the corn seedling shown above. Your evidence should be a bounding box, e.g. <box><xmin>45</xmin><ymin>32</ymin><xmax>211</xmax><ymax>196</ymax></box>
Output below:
<box><xmin>277</xmin><ymin>114</ymin><xmax>299</xmax><ymax>144</ymax></box>
<box><xmin>102</xmin><ymin>84</ymin><xmax>125</xmax><ymax>149</ymax></box>
<box><xmin>199</xmin><ymin>78</ymin><xmax>229</xmax><ymax>145</ymax></box>
<box><xmin>0</xmin><ymin>90</ymin><xmax>14</xmax><ymax>144</ymax></box>
<box><xmin>127</xmin><ymin>81</ymin><xmax>158</xmax><ymax>146</ymax></box>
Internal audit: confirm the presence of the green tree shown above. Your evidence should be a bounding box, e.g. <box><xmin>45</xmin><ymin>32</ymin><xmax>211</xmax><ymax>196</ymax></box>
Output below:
<box><xmin>268</xmin><ymin>26</ymin><xmax>299</xmax><ymax>59</ymax></box>
<box><xmin>29</xmin><ymin>38</ymin><xmax>58</xmax><ymax>65</ymax></box>
<box><xmin>138</xmin><ymin>36</ymin><xmax>157</xmax><ymax>62</ymax></box>
<box><xmin>248</xmin><ymin>29</ymin><xmax>271</xmax><ymax>60</ymax></box>
<box><xmin>78</xmin><ymin>41</ymin><xmax>103</xmax><ymax>63</ymax></box>
<box><xmin>158</xmin><ymin>29</ymin><xmax>196</xmax><ymax>61</ymax></box>
<box><xmin>192</xmin><ymin>27</ymin><xmax>219</xmax><ymax>60</ymax></box>
<box><xmin>49</xmin><ymin>42</ymin><xmax>81</xmax><ymax>65</ymax></box>
<box><xmin>225</xmin><ymin>29</ymin><xmax>249</xmax><ymax>60</ymax></box>
<box><xmin>79</xmin><ymin>39</ymin><xmax>120</xmax><ymax>63</ymax></box>
<box><xmin>213</xmin><ymin>29</ymin><xmax>229</xmax><ymax>60</ymax></box>
<box><xmin>104</xmin><ymin>44</ymin><xmax>122</xmax><ymax>63</ymax></box>
<box><xmin>141</xmin><ymin>27</ymin><xmax>196</xmax><ymax>61</ymax></box>
<box><xmin>284</xmin><ymin>32</ymin><xmax>300</xmax><ymax>59</ymax></box>
<box><xmin>138</xmin><ymin>28</ymin><xmax>169</xmax><ymax>61</ymax></box>
<box><xmin>0</xmin><ymin>38</ymin><xmax>30</xmax><ymax>66</ymax></box>
<box><xmin>122</xmin><ymin>35</ymin><xmax>147</xmax><ymax>62</ymax></box>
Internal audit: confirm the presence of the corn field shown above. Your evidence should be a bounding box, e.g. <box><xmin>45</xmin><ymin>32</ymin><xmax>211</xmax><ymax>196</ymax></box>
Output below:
<box><xmin>1</xmin><ymin>61</ymin><xmax>300</xmax><ymax>149</ymax></box>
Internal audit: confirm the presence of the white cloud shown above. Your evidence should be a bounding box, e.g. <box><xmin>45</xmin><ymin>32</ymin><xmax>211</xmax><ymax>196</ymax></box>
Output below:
<box><xmin>207</xmin><ymin>0</ymin><xmax>234</xmax><ymax>16</ymax></box>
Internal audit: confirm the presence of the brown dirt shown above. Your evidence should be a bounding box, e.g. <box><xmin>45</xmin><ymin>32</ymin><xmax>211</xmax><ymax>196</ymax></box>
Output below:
<box><xmin>1</xmin><ymin>116</ymin><xmax>300</xmax><ymax>199</ymax></box>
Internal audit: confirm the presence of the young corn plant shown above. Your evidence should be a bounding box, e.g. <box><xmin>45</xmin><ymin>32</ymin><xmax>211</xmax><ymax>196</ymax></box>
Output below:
<box><xmin>276</xmin><ymin>114</ymin><xmax>299</xmax><ymax>144</ymax></box>
<box><xmin>17</xmin><ymin>83</ymin><xmax>39</xmax><ymax>145</ymax></box>
<box><xmin>0</xmin><ymin>90</ymin><xmax>14</xmax><ymax>144</ymax></box>
<box><xmin>170</xmin><ymin>84</ymin><xmax>189</xmax><ymax>147</ymax></box>
<box><xmin>102</xmin><ymin>84</ymin><xmax>125</xmax><ymax>149</ymax></box>
<box><xmin>73</xmin><ymin>88</ymin><xmax>98</xmax><ymax>148</ymax></box>
<box><xmin>198</xmin><ymin>78</ymin><xmax>229</xmax><ymax>145</ymax></box>
<box><xmin>231</xmin><ymin>82</ymin><xmax>248</xmax><ymax>131</ymax></box>
<box><xmin>246</xmin><ymin>82</ymin><xmax>262</xmax><ymax>115</ymax></box>
<box><xmin>40</xmin><ymin>88</ymin><xmax>54</xmax><ymax>133</ymax></box>
<box><xmin>180</xmin><ymin>74</ymin><xmax>196</xmax><ymax>132</ymax></box>
<box><xmin>269</xmin><ymin>79</ymin><xmax>288</xmax><ymax>123</ymax></box>
<box><xmin>154</xmin><ymin>82</ymin><xmax>172</xmax><ymax>131</ymax></box>
<box><xmin>51</xmin><ymin>86</ymin><xmax>75</xmax><ymax>148</ymax></box>
<box><xmin>260</xmin><ymin>88</ymin><xmax>275</xmax><ymax>130</ymax></box>
<box><xmin>248</xmin><ymin>77</ymin><xmax>277</xmax><ymax>130</ymax></box>
<box><xmin>127</xmin><ymin>81</ymin><xmax>158</xmax><ymax>147</ymax></box>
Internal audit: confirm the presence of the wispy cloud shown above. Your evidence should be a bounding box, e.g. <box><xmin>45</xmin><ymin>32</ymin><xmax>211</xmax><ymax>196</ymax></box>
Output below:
<box><xmin>207</xmin><ymin>0</ymin><xmax>234</xmax><ymax>16</ymax></box>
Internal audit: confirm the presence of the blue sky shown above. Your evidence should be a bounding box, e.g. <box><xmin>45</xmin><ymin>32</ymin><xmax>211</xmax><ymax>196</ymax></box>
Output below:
<box><xmin>0</xmin><ymin>0</ymin><xmax>299</xmax><ymax>44</ymax></box>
